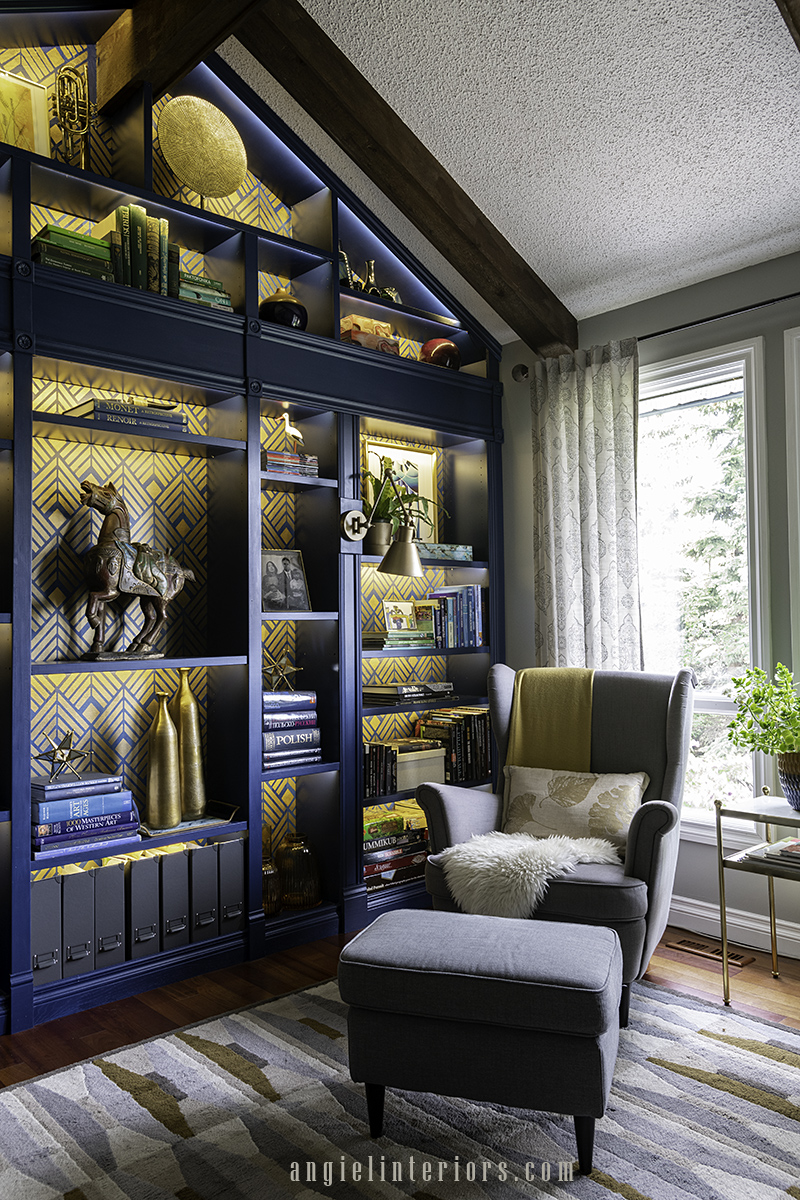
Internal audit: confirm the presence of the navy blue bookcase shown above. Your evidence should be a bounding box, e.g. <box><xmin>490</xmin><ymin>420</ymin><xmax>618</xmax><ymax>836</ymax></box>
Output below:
<box><xmin>0</xmin><ymin>18</ymin><xmax>504</xmax><ymax>1032</ymax></box>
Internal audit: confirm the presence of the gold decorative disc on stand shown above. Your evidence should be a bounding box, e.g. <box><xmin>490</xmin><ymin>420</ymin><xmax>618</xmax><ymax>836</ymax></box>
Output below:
<box><xmin>157</xmin><ymin>96</ymin><xmax>247</xmax><ymax>199</ymax></box>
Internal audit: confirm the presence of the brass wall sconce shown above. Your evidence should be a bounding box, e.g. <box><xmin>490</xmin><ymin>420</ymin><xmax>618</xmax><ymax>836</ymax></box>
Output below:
<box><xmin>341</xmin><ymin>468</ymin><xmax>423</xmax><ymax>577</ymax></box>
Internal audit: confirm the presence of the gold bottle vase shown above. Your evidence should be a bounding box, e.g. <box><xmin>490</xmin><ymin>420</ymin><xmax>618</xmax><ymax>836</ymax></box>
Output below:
<box><xmin>146</xmin><ymin>691</ymin><xmax>182</xmax><ymax>829</ymax></box>
<box><xmin>169</xmin><ymin>667</ymin><xmax>207</xmax><ymax>820</ymax></box>
<box><xmin>275</xmin><ymin>835</ymin><xmax>321</xmax><ymax>908</ymax></box>
<box><xmin>261</xmin><ymin>823</ymin><xmax>281</xmax><ymax>916</ymax></box>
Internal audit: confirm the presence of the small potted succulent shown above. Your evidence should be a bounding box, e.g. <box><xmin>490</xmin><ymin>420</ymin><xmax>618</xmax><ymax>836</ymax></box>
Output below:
<box><xmin>362</xmin><ymin>455</ymin><xmax>443</xmax><ymax>554</ymax></box>
<box><xmin>727</xmin><ymin>662</ymin><xmax>800</xmax><ymax>809</ymax></box>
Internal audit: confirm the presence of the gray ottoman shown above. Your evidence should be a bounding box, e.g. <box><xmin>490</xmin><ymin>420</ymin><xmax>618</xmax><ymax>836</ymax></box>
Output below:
<box><xmin>338</xmin><ymin>909</ymin><xmax>622</xmax><ymax>1174</ymax></box>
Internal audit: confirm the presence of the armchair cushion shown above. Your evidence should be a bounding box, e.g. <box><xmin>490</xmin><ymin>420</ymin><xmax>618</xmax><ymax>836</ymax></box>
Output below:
<box><xmin>502</xmin><ymin>766</ymin><xmax>649</xmax><ymax>850</ymax></box>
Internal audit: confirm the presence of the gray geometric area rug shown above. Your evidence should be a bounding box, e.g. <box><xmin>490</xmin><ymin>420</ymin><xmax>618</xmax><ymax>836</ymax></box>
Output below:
<box><xmin>0</xmin><ymin>979</ymin><xmax>799</xmax><ymax>1200</ymax></box>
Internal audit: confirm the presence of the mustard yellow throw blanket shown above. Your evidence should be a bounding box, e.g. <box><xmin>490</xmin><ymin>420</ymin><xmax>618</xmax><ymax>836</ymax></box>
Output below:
<box><xmin>505</xmin><ymin>667</ymin><xmax>594</xmax><ymax>771</ymax></box>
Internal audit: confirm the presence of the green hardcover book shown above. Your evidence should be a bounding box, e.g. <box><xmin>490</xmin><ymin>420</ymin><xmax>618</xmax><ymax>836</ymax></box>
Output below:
<box><xmin>37</xmin><ymin>223</ymin><xmax>111</xmax><ymax>260</ymax></box>
<box><xmin>180</xmin><ymin>294</ymin><xmax>233</xmax><ymax>311</ymax></box>
<box><xmin>129</xmin><ymin>203</ymin><xmax>147</xmax><ymax>290</ymax></box>
<box><xmin>101</xmin><ymin>230</ymin><xmax>123</xmax><ymax>283</ymax></box>
<box><xmin>146</xmin><ymin>215</ymin><xmax>160</xmax><ymax>293</ymax></box>
<box><xmin>167</xmin><ymin>242</ymin><xmax>180</xmax><ymax>298</ymax></box>
<box><xmin>93</xmin><ymin>206</ymin><xmax>130</xmax><ymax>285</ymax></box>
<box><xmin>179</xmin><ymin>270</ymin><xmax>225</xmax><ymax>292</ymax></box>
<box><xmin>179</xmin><ymin>286</ymin><xmax>232</xmax><ymax>307</ymax></box>
<box><xmin>158</xmin><ymin>217</ymin><xmax>169</xmax><ymax>295</ymax></box>
<box><xmin>32</xmin><ymin>242</ymin><xmax>115</xmax><ymax>283</ymax></box>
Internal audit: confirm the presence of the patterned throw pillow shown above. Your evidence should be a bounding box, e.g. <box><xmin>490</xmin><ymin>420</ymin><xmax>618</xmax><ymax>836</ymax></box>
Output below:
<box><xmin>502</xmin><ymin>766</ymin><xmax>650</xmax><ymax>850</ymax></box>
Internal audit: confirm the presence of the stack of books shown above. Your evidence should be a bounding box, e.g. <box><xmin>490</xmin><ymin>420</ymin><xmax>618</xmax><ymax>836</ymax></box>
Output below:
<box><xmin>416</xmin><ymin>705</ymin><xmax>492</xmax><ymax>783</ymax></box>
<box><xmin>745</xmin><ymin>836</ymin><xmax>800</xmax><ymax>868</ymax></box>
<box><xmin>31</xmin><ymin>771</ymin><xmax>141</xmax><ymax>860</ymax></box>
<box><xmin>65</xmin><ymin>396</ymin><xmax>189</xmax><ymax>434</ymax></box>
<box><xmin>31</xmin><ymin>224</ymin><xmax>116</xmax><ymax>284</ymax></box>
<box><xmin>178</xmin><ymin>270</ymin><xmax>233</xmax><ymax>312</ymax></box>
<box><xmin>363</xmin><ymin>823</ymin><xmax>429</xmax><ymax>894</ymax></box>
<box><xmin>426</xmin><ymin>584</ymin><xmax>487</xmax><ymax>648</ymax></box>
<box><xmin>262</xmin><ymin>690</ymin><xmax>322</xmax><ymax>773</ymax></box>
<box><xmin>363</xmin><ymin>736</ymin><xmax>444</xmax><ymax>798</ymax></box>
<box><xmin>362</xmin><ymin>680</ymin><xmax>455</xmax><ymax>707</ymax></box>
<box><xmin>260</xmin><ymin>449</ymin><xmax>320</xmax><ymax>477</ymax></box>
<box><xmin>362</xmin><ymin>627</ymin><xmax>436</xmax><ymax>651</ymax></box>
<box><xmin>92</xmin><ymin>204</ymin><xmax>169</xmax><ymax>291</ymax></box>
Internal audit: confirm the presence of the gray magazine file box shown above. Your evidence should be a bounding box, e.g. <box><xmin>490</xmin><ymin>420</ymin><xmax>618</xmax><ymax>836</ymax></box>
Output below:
<box><xmin>189</xmin><ymin>844</ymin><xmax>219</xmax><ymax>942</ymax></box>
<box><xmin>62</xmin><ymin>868</ymin><xmax>95</xmax><ymax>978</ymax></box>
<box><xmin>218</xmin><ymin>838</ymin><xmax>245</xmax><ymax>936</ymax></box>
<box><xmin>31</xmin><ymin>874</ymin><xmax>61</xmax><ymax>985</ymax></box>
<box><xmin>160</xmin><ymin>849</ymin><xmax>190</xmax><ymax>951</ymax></box>
<box><xmin>95</xmin><ymin>861</ymin><xmax>125</xmax><ymax>968</ymax></box>
<box><xmin>126</xmin><ymin>854</ymin><xmax>159</xmax><ymax>958</ymax></box>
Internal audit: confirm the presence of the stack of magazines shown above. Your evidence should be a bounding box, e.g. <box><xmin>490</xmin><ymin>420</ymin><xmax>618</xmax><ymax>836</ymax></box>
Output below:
<box><xmin>745</xmin><ymin>836</ymin><xmax>800</xmax><ymax>868</ymax></box>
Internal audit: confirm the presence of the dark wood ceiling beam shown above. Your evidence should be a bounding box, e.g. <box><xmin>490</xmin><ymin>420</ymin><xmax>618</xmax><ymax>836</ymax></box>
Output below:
<box><xmin>775</xmin><ymin>0</ymin><xmax>800</xmax><ymax>52</ymax></box>
<box><xmin>96</xmin><ymin>0</ymin><xmax>263</xmax><ymax>114</ymax></box>
<box><xmin>237</xmin><ymin>0</ymin><xmax>577</xmax><ymax>355</ymax></box>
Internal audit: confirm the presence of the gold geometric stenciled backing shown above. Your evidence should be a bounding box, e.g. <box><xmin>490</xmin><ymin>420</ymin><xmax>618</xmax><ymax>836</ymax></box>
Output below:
<box><xmin>31</xmin><ymin>436</ymin><xmax>207</xmax><ymax>662</ymax></box>
<box><xmin>261</xmin><ymin>778</ymin><xmax>297</xmax><ymax>857</ymax></box>
<box><xmin>31</xmin><ymin>667</ymin><xmax>207</xmax><ymax>816</ymax></box>
<box><xmin>32</xmin><ymin>375</ymin><xmax>208</xmax><ymax>436</ymax></box>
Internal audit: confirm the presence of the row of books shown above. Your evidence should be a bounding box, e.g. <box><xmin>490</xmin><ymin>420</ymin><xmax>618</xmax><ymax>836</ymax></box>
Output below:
<box><xmin>745</xmin><ymin>836</ymin><xmax>800</xmax><ymax>868</ymax></box>
<box><xmin>363</xmin><ymin>823</ymin><xmax>429</xmax><ymax>893</ymax></box>
<box><xmin>416</xmin><ymin>705</ymin><xmax>491</xmax><ymax>783</ymax></box>
<box><xmin>426</xmin><ymin>585</ymin><xmax>487</xmax><ymax>649</ymax></box>
<box><xmin>65</xmin><ymin>396</ymin><xmax>189</xmax><ymax>434</ymax></box>
<box><xmin>363</xmin><ymin>737</ymin><xmax>443</xmax><ymax>798</ymax></box>
<box><xmin>362</xmin><ymin>681</ymin><xmax>455</xmax><ymax>707</ymax></box>
<box><xmin>362</xmin><ymin>628</ymin><xmax>435</xmax><ymax>651</ymax></box>
<box><xmin>30</xmin><ymin>215</ymin><xmax>233</xmax><ymax>313</ymax></box>
<box><xmin>31</xmin><ymin>771</ymin><xmax>141</xmax><ymax>860</ymax></box>
<box><xmin>260</xmin><ymin>449</ymin><xmax>319</xmax><ymax>477</ymax></box>
<box><xmin>262</xmin><ymin>690</ymin><xmax>322</xmax><ymax>772</ymax></box>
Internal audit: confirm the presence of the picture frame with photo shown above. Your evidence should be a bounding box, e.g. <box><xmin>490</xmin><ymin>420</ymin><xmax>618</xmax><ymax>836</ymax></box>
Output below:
<box><xmin>364</xmin><ymin>440</ymin><xmax>438</xmax><ymax>539</ymax></box>
<box><xmin>382</xmin><ymin>599</ymin><xmax>417</xmax><ymax>631</ymax></box>
<box><xmin>0</xmin><ymin>69</ymin><xmax>50</xmax><ymax>157</ymax></box>
<box><xmin>261</xmin><ymin>549</ymin><xmax>311</xmax><ymax>612</ymax></box>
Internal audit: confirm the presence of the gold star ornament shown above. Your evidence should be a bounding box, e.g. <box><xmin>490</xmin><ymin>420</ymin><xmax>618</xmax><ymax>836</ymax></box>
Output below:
<box><xmin>33</xmin><ymin>729</ymin><xmax>89</xmax><ymax>782</ymax></box>
<box><xmin>264</xmin><ymin>651</ymin><xmax>302</xmax><ymax>691</ymax></box>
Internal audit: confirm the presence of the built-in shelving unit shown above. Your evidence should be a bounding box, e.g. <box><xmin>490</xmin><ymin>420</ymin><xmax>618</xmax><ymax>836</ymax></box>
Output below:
<box><xmin>0</xmin><ymin>15</ymin><xmax>504</xmax><ymax>1032</ymax></box>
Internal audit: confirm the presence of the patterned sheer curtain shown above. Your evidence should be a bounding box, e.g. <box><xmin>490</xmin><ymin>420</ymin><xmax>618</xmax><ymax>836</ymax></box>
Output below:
<box><xmin>531</xmin><ymin>338</ymin><xmax>643</xmax><ymax>669</ymax></box>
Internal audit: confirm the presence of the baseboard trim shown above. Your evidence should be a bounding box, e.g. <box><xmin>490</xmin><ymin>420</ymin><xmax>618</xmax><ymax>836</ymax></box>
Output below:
<box><xmin>669</xmin><ymin>893</ymin><xmax>800</xmax><ymax>959</ymax></box>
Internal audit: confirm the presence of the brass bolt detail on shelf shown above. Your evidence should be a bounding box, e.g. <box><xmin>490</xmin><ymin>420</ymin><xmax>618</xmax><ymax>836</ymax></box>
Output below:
<box><xmin>16</xmin><ymin>333</ymin><xmax>32</xmax><ymax>350</ymax></box>
<box><xmin>15</xmin><ymin>260</ymin><xmax>31</xmax><ymax>277</ymax></box>
<box><xmin>248</xmin><ymin>379</ymin><xmax>262</xmax><ymax>394</ymax></box>
<box><xmin>248</xmin><ymin>319</ymin><xmax>261</xmax><ymax>334</ymax></box>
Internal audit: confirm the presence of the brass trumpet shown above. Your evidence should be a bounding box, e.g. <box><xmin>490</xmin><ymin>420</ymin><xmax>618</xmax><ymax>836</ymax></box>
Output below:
<box><xmin>53</xmin><ymin>63</ymin><xmax>92</xmax><ymax>170</ymax></box>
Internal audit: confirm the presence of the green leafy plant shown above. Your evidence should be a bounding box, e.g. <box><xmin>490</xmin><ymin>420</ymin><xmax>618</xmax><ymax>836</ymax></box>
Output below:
<box><xmin>727</xmin><ymin>663</ymin><xmax>800</xmax><ymax>755</ymax></box>
<box><xmin>363</xmin><ymin>455</ymin><xmax>446</xmax><ymax>537</ymax></box>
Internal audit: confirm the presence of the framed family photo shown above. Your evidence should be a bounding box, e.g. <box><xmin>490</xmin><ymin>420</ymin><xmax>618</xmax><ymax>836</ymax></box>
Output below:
<box><xmin>0</xmin><ymin>70</ymin><xmax>50</xmax><ymax>157</ymax></box>
<box><xmin>261</xmin><ymin>549</ymin><xmax>311</xmax><ymax>612</ymax></box>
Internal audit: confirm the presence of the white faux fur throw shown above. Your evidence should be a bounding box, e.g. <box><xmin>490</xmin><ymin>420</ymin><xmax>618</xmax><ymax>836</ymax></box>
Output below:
<box><xmin>440</xmin><ymin>831</ymin><xmax>620</xmax><ymax>919</ymax></box>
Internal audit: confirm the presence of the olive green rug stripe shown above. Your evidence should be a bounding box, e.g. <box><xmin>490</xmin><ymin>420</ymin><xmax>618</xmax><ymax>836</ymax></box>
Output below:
<box><xmin>297</xmin><ymin>1017</ymin><xmax>344</xmax><ymax>1039</ymax></box>
<box><xmin>175</xmin><ymin>1189</ymin><xmax>206</xmax><ymax>1200</ymax></box>
<box><xmin>175</xmin><ymin>1032</ymin><xmax>280</xmax><ymax>1102</ymax></box>
<box><xmin>586</xmin><ymin>1168</ymin><xmax>654</xmax><ymax>1199</ymax></box>
<box><xmin>699</xmin><ymin>1028</ymin><xmax>800</xmax><ymax>1069</ymax></box>
<box><xmin>62</xmin><ymin>1190</ymin><xmax>90</xmax><ymax>1200</ymax></box>
<box><xmin>646</xmin><ymin>1057</ymin><xmax>800</xmax><ymax>1122</ymax></box>
<box><xmin>787</xmin><ymin>1186</ymin><xmax>800</xmax><ymax>1199</ymax></box>
<box><xmin>93</xmin><ymin>1057</ymin><xmax>195</xmax><ymax>1140</ymax></box>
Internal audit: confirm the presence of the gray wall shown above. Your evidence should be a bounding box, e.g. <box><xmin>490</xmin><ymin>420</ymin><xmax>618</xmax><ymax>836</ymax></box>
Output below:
<box><xmin>501</xmin><ymin>251</ymin><xmax>800</xmax><ymax>953</ymax></box>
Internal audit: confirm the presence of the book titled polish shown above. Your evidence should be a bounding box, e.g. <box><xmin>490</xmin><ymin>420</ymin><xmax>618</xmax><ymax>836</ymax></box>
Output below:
<box><xmin>262</xmin><ymin>729</ymin><xmax>321</xmax><ymax>753</ymax></box>
<box><xmin>32</xmin><ymin>789</ymin><xmax>133</xmax><ymax>824</ymax></box>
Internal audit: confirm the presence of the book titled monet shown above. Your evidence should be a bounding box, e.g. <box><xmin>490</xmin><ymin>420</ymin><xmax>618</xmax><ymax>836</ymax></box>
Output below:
<box><xmin>262</xmin><ymin>728</ymin><xmax>321</xmax><ymax>753</ymax></box>
<box><xmin>32</xmin><ymin>789</ymin><xmax>133</xmax><ymax>824</ymax></box>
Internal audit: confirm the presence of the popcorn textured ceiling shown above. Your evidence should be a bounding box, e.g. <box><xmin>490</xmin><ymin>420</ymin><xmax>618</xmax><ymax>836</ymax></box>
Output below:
<box><xmin>272</xmin><ymin>0</ymin><xmax>800</xmax><ymax>327</ymax></box>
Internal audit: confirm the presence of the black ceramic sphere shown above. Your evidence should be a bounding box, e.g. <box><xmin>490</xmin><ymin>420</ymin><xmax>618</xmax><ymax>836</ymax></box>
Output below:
<box><xmin>258</xmin><ymin>288</ymin><xmax>308</xmax><ymax>331</ymax></box>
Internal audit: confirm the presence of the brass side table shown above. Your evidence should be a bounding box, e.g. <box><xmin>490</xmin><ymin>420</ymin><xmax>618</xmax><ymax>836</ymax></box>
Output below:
<box><xmin>714</xmin><ymin>793</ymin><xmax>800</xmax><ymax>1004</ymax></box>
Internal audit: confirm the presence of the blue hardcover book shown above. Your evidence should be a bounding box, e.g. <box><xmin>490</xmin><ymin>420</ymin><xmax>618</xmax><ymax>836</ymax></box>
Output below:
<box><xmin>33</xmin><ymin>810</ymin><xmax>136</xmax><ymax>837</ymax></box>
<box><xmin>262</xmin><ymin>690</ymin><xmax>317</xmax><ymax>710</ymax></box>
<box><xmin>33</xmin><ymin>821</ymin><xmax>139</xmax><ymax>847</ymax></box>
<box><xmin>30</xmin><ymin>772</ymin><xmax>123</xmax><ymax>797</ymax></box>
<box><xmin>262</xmin><ymin>709</ymin><xmax>317</xmax><ymax>730</ymax></box>
<box><xmin>32</xmin><ymin>790</ymin><xmax>133</xmax><ymax>824</ymax></box>
<box><xmin>262</xmin><ymin>728</ymin><xmax>321</xmax><ymax>752</ymax></box>
<box><xmin>32</xmin><ymin>833</ymin><xmax>142</xmax><ymax>860</ymax></box>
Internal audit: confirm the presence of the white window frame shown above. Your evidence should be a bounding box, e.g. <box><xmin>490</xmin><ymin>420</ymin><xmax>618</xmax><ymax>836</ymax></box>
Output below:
<box><xmin>638</xmin><ymin>337</ymin><xmax>771</xmax><ymax>839</ymax></box>
<box><xmin>784</xmin><ymin>327</ymin><xmax>800</xmax><ymax>670</ymax></box>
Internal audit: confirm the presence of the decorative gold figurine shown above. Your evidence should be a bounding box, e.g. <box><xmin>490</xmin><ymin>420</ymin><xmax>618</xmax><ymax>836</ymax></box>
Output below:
<box><xmin>263</xmin><ymin>650</ymin><xmax>302</xmax><ymax>691</ymax></box>
<box><xmin>33</xmin><ymin>728</ymin><xmax>88</xmax><ymax>782</ymax></box>
<box><xmin>146</xmin><ymin>691</ymin><xmax>182</xmax><ymax>829</ymax></box>
<box><xmin>261</xmin><ymin>823</ymin><xmax>281</xmax><ymax>916</ymax></box>
<box><xmin>169</xmin><ymin>667</ymin><xmax>207</xmax><ymax>820</ymax></box>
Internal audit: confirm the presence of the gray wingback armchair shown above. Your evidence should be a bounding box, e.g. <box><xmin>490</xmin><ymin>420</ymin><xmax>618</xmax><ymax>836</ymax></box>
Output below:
<box><xmin>417</xmin><ymin>665</ymin><xmax>696</xmax><ymax>1025</ymax></box>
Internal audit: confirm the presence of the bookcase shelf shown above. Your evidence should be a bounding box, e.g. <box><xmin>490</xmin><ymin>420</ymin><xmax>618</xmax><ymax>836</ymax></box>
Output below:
<box><xmin>0</xmin><ymin>21</ymin><xmax>503</xmax><ymax>1033</ymax></box>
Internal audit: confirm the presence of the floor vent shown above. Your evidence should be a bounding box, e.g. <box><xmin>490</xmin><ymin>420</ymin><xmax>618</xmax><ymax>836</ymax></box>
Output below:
<box><xmin>666</xmin><ymin>938</ymin><xmax>755</xmax><ymax>968</ymax></box>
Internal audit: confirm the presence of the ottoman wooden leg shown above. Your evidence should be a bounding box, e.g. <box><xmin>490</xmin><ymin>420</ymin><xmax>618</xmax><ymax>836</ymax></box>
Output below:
<box><xmin>574</xmin><ymin>1114</ymin><xmax>595</xmax><ymax>1174</ymax></box>
<box><xmin>365</xmin><ymin>1083</ymin><xmax>385</xmax><ymax>1137</ymax></box>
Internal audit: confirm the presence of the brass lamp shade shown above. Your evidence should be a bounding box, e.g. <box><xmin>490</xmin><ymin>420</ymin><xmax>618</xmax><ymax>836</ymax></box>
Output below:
<box><xmin>377</xmin><ymin>524</ymin><xmax>424</xmax><ymax>577</ymax></box>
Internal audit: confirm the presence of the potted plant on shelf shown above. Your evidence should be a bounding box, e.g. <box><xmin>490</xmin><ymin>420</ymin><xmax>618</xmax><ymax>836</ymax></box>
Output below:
<box><xmin>362</xmin><ymin>455</ymin><xmax>444</xmax><ymax>554</ymax></box>
<box><xmin>727</xmin><ymin>662</ymin><xmax>800</xmax><ymax>810</ymax></box>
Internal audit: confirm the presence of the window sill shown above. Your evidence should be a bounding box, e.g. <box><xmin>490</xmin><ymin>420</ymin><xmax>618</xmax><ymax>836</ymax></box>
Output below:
<box><xmin>680</xmin><ymin>812</ymin><xmax>757</xmax><ymax>850</ymax></box>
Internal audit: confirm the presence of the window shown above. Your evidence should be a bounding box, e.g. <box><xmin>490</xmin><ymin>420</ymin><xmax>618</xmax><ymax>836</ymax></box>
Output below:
<box><xmin>637</xmin><ymin>340</ymin><xmax>769</xmax><ymax>815</ymax></box>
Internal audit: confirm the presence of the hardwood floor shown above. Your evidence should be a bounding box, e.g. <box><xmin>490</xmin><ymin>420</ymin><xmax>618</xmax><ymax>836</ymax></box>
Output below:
<box><xmin>0</xmin><ymin>923</ymin><xmax>797</xmax><ymax>1088</ymax></box>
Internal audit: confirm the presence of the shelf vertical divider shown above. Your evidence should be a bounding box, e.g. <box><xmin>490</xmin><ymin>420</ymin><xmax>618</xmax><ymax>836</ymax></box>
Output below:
<box><xmin>246</xmin><ymin>388</ymin><xmax>266</xmax><ymax>956</ymax></box>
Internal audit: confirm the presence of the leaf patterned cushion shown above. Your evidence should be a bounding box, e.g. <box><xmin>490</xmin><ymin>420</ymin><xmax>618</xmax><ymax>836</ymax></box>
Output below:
<box><xmin>502</xmin><ymin>766</ymin><xmax>650</xmax><ymax>850</ymax></box>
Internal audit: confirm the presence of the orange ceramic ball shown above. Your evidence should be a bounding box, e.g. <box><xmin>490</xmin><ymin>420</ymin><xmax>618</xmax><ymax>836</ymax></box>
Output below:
<box><xmin>419</xmin><ymin>338</ymin><xmax>461</xmax><ymax>370</ymax></box>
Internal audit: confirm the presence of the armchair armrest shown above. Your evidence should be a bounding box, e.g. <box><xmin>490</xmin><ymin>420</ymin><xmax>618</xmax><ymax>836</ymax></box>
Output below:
<box><xmin>625</xmin><ymin>799</ymin><xmax>681</xmax><ymax>975</ymax></box>
<box><xmin>416</xmin><ymin>783</ymin><xmax>503</xmax><ymax>853</ymax></box>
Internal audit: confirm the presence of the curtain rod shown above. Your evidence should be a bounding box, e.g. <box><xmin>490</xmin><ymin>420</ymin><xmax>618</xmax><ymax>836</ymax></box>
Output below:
<box><xmin>638</xmin><ymin>288</ymin><xmax>800</xmax><ymax>342</ymax></box>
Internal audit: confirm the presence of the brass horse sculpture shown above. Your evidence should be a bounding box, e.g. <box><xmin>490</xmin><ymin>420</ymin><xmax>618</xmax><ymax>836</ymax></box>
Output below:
<box><xmin>80</xmin><ymin>480</ymin><xmax>195</xmax><ymax>659</ymax></box>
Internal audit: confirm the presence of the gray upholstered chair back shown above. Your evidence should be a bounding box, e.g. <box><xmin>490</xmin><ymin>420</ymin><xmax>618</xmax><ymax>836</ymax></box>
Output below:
<box><xmin>488</xmin><ymin>665</ymin><xmax>696</xmax><ymax>811</ymax></box>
